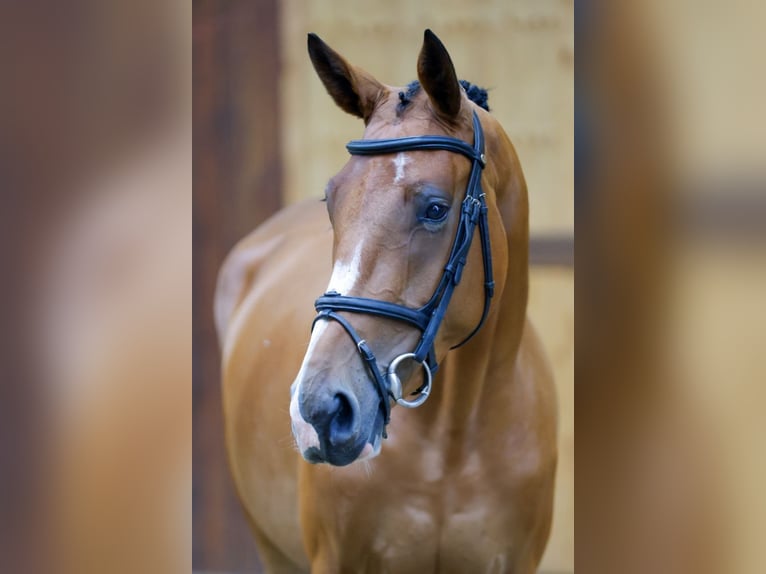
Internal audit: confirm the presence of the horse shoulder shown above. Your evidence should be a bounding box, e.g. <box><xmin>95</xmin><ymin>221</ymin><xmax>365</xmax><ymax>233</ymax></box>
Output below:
<box><xmin>214</xmin><ymin>230</ymin><xmax>282</xmax><ymax>349</ymax></box>
<box><xmin>457</xmin><ymin>319</ymin><xmax>556</xmax><ymax>571</ymax></box>
<box><xmin>217</xmin><ymin>200</ymin><xmax>330</xmax><ymax>573</ymax></box>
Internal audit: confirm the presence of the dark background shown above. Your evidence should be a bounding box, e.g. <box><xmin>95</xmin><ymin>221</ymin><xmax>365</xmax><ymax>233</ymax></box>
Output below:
<box><xmin>193</xmin><ymin>0</ymin><xmax>280</xmax><ymax>570</ymax></box>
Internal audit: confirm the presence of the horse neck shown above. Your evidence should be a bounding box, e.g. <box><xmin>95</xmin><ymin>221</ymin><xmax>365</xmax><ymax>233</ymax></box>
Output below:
<box><xmin>419</xmin><ymin>129</ymin><xmax>530</xmax><ymax>435</ymax></box>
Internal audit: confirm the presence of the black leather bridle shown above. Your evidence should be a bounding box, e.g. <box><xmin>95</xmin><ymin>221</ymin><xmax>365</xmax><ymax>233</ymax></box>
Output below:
<box><xmin>312</xmin><ymin>110</ymin><xmax>494</xmax><ymax>436</ymax></box>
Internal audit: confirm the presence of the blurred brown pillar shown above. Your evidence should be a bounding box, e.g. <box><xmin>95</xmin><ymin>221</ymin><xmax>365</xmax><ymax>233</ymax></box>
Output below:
<box><xmin>193</xmin><ymin>0</ymin><xmax>282</xmax><ymax>570</ymax></box>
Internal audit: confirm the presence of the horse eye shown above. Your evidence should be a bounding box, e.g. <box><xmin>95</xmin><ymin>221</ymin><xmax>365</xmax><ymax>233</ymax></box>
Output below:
<box><xmin>423</xmin><ymin>202</ymin><xmax>449</xmax><ymax>222</ymax></box>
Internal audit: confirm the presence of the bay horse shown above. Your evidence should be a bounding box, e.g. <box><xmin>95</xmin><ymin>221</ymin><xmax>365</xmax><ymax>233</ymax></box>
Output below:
<box><xmin>217</xmin><ymin>30</ymin><xmax>557</xmax><ymax>574</ymax></box>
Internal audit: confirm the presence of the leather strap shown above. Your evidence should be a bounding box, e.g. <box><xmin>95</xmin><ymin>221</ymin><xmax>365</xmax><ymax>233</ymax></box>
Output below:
<box><xmin>312</xmin><ymin>310</ymin><xmax>391</xmax><ymax>437</ymax></box>
<box><xmin>347</xmin><ymin>135</ymin><xmax>485</xmax><ymax>167</ymax></box>
<box><xmin>315</xmin><ymin>292</ymin><xmax>430</xmax><ymax>332</ymax></box>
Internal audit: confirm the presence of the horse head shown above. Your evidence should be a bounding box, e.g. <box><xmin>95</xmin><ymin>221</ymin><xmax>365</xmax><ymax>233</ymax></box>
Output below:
<box><xmin>290</xmin><ymin>30</ymin><xmax>519</xmax><ymax>466</ymax></box>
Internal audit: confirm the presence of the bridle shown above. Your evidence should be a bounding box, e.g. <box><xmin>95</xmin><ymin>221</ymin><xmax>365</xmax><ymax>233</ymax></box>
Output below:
<box><xmin>312</xmin><ymin>110</ymin><xmax>494</xmax><ymax>436</ymax></box>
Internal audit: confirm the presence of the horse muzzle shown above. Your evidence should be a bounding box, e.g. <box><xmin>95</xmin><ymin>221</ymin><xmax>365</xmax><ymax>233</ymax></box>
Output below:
<box><xmin>292</xmin><ymin>384</ymin><xmax>380</xmax><ymax>466</ymax></box>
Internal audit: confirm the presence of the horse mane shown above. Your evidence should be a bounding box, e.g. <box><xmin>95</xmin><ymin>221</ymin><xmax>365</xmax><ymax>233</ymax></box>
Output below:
<box><xmin>397</xmin><ymin>80</ymin><xmax>490</xmax><ymax>114</ymax></box>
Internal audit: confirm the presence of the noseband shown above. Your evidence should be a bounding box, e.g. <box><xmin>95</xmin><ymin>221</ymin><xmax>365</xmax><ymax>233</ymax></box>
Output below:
<box><xmin>312</xmin><ymin>110</ymin><xmax>494</xmax><ymax>436</ymax></box>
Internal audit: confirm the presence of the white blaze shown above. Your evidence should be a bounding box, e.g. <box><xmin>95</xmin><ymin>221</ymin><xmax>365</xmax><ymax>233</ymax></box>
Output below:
<box><xmin>393</xmin><ymin>152</ymin><xmax>409</xmax><ymax>185</ymax></box>
<box><xmin>289</xmin><ymin>243</ymin><xmax>365</xmax><ymax>452</ymax></box>
<box><xmin>327</xmin><ymin>241</ymin><xmax>363</xmax><ymax>295</ymax></box>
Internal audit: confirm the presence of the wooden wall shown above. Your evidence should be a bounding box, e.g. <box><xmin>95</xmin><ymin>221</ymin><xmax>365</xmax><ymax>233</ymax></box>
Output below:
<box><xmin>193</xmin><ymin>0</ymin><xmax>281</xmax><ymax>570</ymax></box>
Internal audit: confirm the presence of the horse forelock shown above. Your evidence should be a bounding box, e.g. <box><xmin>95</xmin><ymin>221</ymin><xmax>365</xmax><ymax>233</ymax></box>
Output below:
<box><xmin>395</xmin><ymin>79</ymin><xmax>490</xmax><ymax>116</ymax></box>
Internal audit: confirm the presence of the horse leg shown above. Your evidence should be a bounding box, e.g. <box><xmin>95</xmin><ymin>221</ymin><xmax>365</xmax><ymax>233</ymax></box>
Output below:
<box><xmin>507</xmin><ymin>473</ymin><xmax>557</xmax><ymax>574</ymax></box>
<box><xmin>308</xmin><ymin>560</ymin><xmax>337</xmax><ymax>574</ymax></box>
<box><xmin>250</xmin><ymin>526</ymin><xmax>308</xmax><ymax>574</ymax></box>
<box><xmin>306</xmin><ymin>547</ymin><xmax>340</xmax><ymax>574</ymax></box>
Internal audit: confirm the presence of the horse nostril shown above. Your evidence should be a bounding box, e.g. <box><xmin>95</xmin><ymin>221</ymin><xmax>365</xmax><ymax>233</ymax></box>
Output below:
<box><xmin>329</xmin><ymin>392</ymin><xmax>355</xmax><ymax>442</ymax></box>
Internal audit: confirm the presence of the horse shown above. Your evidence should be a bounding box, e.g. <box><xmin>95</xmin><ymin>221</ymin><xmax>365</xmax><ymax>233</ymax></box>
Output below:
<box><xmin>216</xmin><ymin>30</ymin><xmax>558</xmax><ymax>574</ymax></box>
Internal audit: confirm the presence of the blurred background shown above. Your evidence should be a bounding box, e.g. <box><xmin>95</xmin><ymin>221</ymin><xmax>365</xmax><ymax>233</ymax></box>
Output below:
<box><xmin>576</xmin><ymin>1</ymin><xmax>766</xmax><ymax>573</ymax></box>
<box><xmin>194</xmin><ymin>0</ymin><xmax>573</xmax><ymax>572</ymax></box>
<box><xmin>0</xmin><ymin>1</ymin><xmax>190</xmax><ymax>572</ymax></box>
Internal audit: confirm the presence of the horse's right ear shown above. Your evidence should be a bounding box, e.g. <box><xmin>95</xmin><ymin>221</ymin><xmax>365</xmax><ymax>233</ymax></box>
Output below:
<box><xmin>307</xmin><ymin>33</ymin><xmax>384</xmax><ymax>122</ymax></box>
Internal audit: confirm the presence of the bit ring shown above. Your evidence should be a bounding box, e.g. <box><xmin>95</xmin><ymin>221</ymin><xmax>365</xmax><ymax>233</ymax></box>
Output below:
<box><xmin>386</xmin><ymin>353</ymin><xmax>432</xmax><ymax>409</ymax></box>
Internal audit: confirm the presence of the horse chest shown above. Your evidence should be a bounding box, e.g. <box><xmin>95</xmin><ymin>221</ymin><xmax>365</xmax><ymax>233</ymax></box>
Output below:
<box><xmin>311</xmin><ymin>447</ymin><xmax>514</xmax><ymax>573</ymax></box>
<box><xmin>368</xmin><ymin>489</ymin><xmax>509</xmax><ymax>572</ymax></box>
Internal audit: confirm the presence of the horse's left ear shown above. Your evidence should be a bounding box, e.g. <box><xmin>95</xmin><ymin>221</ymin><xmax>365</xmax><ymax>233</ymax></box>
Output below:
<box><xmin>417</xmin><ymin>29</ymin><xmax>462</xmax><ymax>120</ymax></box>
<box><xmin>308</xmin><ymin>33</ymin><xmax>384</xmax><ymax>122</ymax></box>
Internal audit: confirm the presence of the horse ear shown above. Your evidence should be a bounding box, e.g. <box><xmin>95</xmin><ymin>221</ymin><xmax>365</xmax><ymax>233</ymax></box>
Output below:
<box><xmin>417</xmin><ymin>29</ymin><xmax>462</xmax><ymax>120</ymax></box>
<box><xmin>307</xmin><ymin>33</ymin><xmax>384</xmax><ymax>122</ymax></box>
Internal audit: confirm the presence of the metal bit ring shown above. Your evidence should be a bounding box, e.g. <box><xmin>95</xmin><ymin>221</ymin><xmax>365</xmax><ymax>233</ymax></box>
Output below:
<box><xmin>386</xmin><ymin>353</ymin><xmax>433</xmax><ymax>409</ymax></box>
